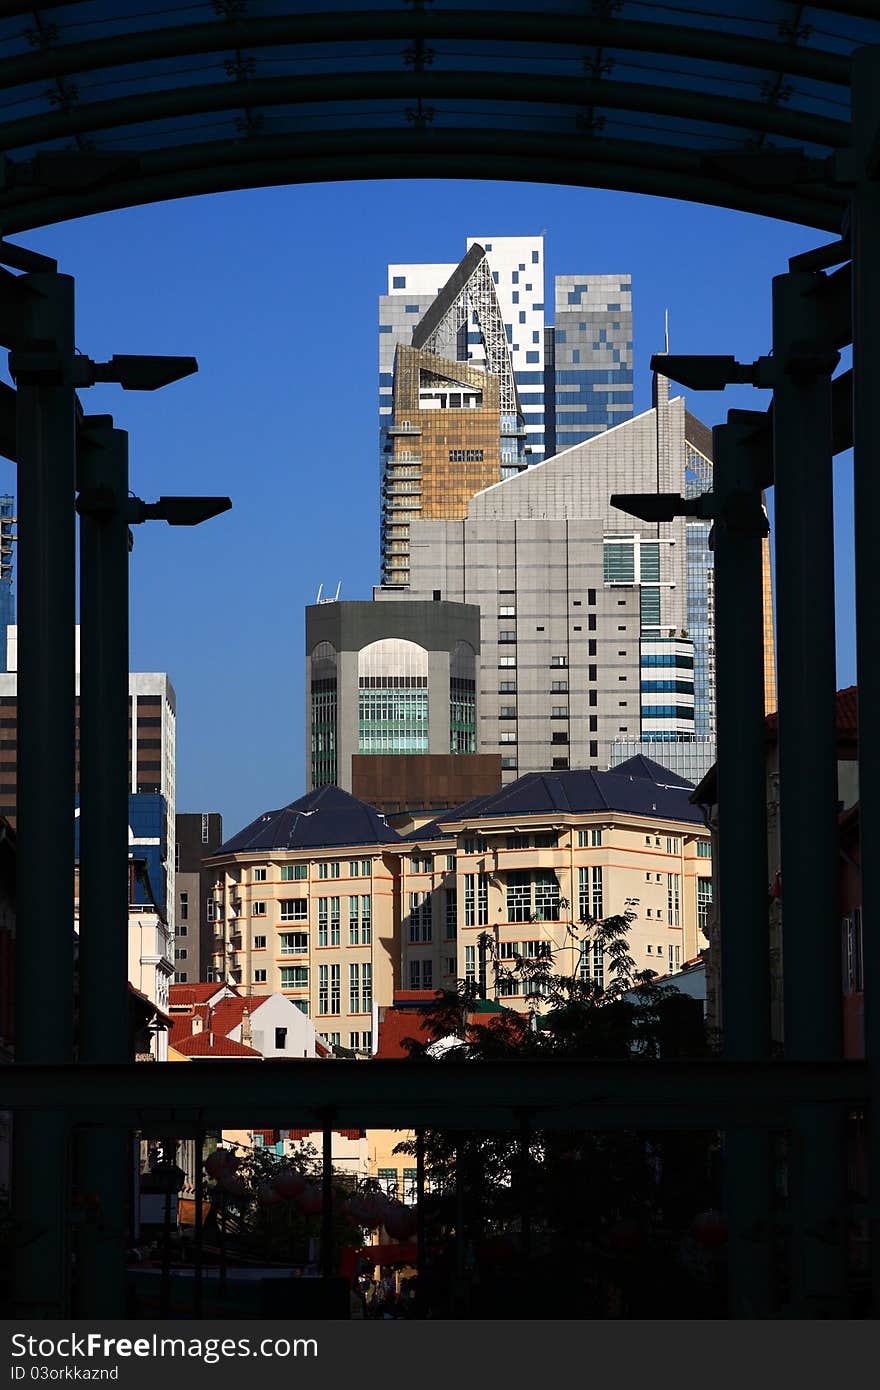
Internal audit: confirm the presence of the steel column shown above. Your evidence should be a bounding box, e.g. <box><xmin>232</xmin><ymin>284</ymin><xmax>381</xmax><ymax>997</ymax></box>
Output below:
<box><xmin>850</xmin><ymin>43</ymin><xmax>880</xmax><ymax>1319</ymax></box>
<box><xmin>713</xmin><ymin>415</ymin><xmax>771</xmax><ymax>1060</ymax></box>
<box><xmin>713</xmin><ymin>414</ymin><xmax>774</xmax><ymax>1316</ymax></box>
<box><xmin>771</xmin><ymin>270</ymin><xmax>848</xmax><ymax>1312</ymax></box>
<box><xmin>10</xmin><ymin>270</ymin><xmax>77</xmax><ymax>1318</ymax></box>
<box><xmin>73</xmin><ymin>416</ymin><xmax>131</xmax><ymax>1316</ymax></box>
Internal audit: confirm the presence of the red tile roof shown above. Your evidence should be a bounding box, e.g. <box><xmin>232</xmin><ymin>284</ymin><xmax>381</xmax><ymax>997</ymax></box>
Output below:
<box><xmin>173</xmin><ymin>1031</ymin><xmax>261</xmax><ymax>1058</ymax></box>
<box><xmin>169</xmin><ymin>983</ymin><xmax>237</xmax><ymax>1009</ymax></box>
<box><xmin>287</xmin><ymin>1128</ymin><xmax>365</xmax><ymax>1141</ymax></box>
<box><xmin>209</xmin><ymin>995</ymin><xmax>272</xmax><ymax>1032</ymax></box>
<box><xmin>393</xmin><ymin>990</ymin><xmax>438</xmax><ymax>1004</ymax></box>
<box><xmin>375</xmin><ymin>1007</ymin><xmax>435</xmax><ymax>1058</ymax></box>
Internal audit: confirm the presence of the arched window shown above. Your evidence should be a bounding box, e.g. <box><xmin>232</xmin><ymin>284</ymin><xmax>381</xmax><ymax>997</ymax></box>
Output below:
<box><xmin>358</xmin><ymin>638</ymin><xmax>429</xmax><ymax>755</ymax></box>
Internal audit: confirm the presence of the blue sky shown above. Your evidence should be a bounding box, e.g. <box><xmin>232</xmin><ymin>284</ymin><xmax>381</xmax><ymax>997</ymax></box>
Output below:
<box><xmin>1</xmin><ymin>179</ymin><xmax>854</xmax><ymax>837</ymax></box>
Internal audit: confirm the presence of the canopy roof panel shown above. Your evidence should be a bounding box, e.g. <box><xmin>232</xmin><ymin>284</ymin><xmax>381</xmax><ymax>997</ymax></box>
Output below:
<box><xmin>0</xmin><ymin>1</ymin><xmax>875</xmax><ymax>232</ymax></box>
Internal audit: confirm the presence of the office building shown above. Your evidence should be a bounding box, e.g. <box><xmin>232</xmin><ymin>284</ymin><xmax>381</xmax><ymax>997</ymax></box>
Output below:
<box><xmin>0</xmin><ymin>626</ymin><xmax>176</xmax><ymax>920</ymax></box>
<box><xmin>174</xmin><ymin>812</ymin><xmax>223</xmax><ymax>984</ymax></box>
<box><xmin>381</xmin><ymin>371</ymin><xmax>711</xmax><ymax>776</ymax></box>
<box><xmin>305</xmin><ymin>597</ymin><xmax>481</xmax><ymax>792</ymax></box>
<box><xmin>379</xmin><ymin>235</ymin><xmax>633</xmax><ymax>583</ymax></box>
<box><xmin>0</xmin><ymin>497</ymin><xmax>14</xmax><ymax>671</ymax></box>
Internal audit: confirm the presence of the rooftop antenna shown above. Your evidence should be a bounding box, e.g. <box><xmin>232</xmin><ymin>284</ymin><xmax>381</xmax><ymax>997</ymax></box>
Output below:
<box><xmin>334</xmin><ymin>579</ymin><xmax>342</xmax><ymax>602</ymax></box>
<box><xmin>316</xmin><ymin>582</ymin><xmax>323</xmax><ymax>604</ymax></box>
<box><xmin>664</xmin><ymin>308</ymin><xmax>670</xmax><ymax>355</ymax></box>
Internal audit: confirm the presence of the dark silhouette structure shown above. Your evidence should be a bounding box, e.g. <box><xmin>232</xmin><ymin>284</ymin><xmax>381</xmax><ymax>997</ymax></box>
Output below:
<box><xmin>0</xmin><ymin>2</ymin><xmax>878</xmax><ymax>1320</ymax></box>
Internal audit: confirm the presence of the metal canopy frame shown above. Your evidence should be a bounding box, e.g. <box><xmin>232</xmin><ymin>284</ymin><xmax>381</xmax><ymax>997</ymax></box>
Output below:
<box><xmin>0</xmin><ymin>3</ymin><xmax>875</xmax><ymax>235</ymax></box>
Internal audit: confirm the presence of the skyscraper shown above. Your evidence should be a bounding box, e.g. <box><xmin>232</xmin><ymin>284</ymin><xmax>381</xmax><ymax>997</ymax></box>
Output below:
<box><xmin>378</xmin><ymin>235</ymin><xmax>634</xmax><ymax>585</ymax></box>
<box><xmin>386</xmin><ymin>370</ymin><xmax>715</xmax><ymax>778</ymax></box>
<box><xmin>0</xmin><ymin>496</ymin><xmax>15</xmax><ymax>674</ymax></box>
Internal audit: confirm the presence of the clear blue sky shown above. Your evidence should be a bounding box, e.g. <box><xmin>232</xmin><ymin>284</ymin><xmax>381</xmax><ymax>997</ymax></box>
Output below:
<box><xmin>0</xmin><ymin>179</ymin><xmax>854</xmax><ymax>837</ymax></box>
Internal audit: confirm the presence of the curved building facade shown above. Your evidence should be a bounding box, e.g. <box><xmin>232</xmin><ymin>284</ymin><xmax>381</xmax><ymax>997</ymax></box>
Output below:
<box><xmin>305</xmin><ymin>599</ymin><xmax>481</xmax><ymax>791</ymax></box>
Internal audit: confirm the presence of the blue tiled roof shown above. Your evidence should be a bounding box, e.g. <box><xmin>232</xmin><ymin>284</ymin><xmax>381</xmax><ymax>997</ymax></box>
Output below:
<box><xmin>433</xmin><ymin>756</ymin><xmax>701</xmax><ymax>828</ymax></box>
<box><xmin>218</xmin><ymin>785</ymin><xmax>404</xmax><ymax>854</ymax></box>
<box><xmin>404</xmin><ymin>793</ymin><xmax>495</xmax><ymax>843</ymax></box>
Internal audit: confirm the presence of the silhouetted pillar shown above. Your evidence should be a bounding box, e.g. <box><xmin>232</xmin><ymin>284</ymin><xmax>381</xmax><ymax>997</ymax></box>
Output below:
<box><xmin>10</xmin><ymin>270</ymin><xmax>77</xmax><ymax>1317</ymax></box>
<box><xmin>713</xmin><ymin>412</ymin><xmax>774</xmax><ymax>1317</ymax></box>
<box><xmin>74</xmin><ymin>416</ymin><xmax>131</xmax><ymax>1316</ymax></box>
<box><xmin>850</xmin><ymin>43</ymin><xmax>880</xmax><ymax>1318</ymax></box>
<box><xmin>772</xmin><ymin>269</ymin><xmax>848</xmax><ymax>1312</ymax></box>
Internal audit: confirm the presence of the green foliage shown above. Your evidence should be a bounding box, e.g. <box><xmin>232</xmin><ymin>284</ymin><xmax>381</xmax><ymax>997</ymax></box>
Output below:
<box><xmin>393</xmin><ymin>909</ymin><xmax>721</xmax><ymax>1317</ymax></box>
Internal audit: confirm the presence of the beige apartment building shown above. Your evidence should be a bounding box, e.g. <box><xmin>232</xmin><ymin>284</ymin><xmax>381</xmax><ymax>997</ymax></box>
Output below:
<box><xmin>397</xmin><ymin>753</ymin><xmax>712</xmax><ymax>1007</ymax></box>
<box><xmin>205</xmin><ymin>759</ymin><xmax>711</xmax><ymax>1036</ymax></box>
<box><xmin>202</xmin><ymin>784</ymin><xmax>404</xmax><ymax>1054</ymax></box>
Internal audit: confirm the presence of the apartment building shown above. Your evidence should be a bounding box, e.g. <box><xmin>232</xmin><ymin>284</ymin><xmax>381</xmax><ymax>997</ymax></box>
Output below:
<box><xmin>207</xmin><ymin>758</ymin><xmax>711</xmax><ymax>1029</ymax></box>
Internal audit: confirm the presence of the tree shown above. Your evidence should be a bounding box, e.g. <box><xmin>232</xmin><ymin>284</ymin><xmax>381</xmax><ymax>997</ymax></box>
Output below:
<box><xmin>395</xmin><ymin>907</ymin><xmax>722</xmax><ymax>1317</ymax></box>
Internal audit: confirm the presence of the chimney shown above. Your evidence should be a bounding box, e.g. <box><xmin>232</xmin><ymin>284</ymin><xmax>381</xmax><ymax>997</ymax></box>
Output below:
<box><xmin>241</xmin><ymin>1005</ymin><xmax>252</xmax><ymax>1047</ymax></box>
<box><xmin>192</xmin><ymin>1013</ymin><xmax>204</xmax><ymax>1035</ymax></box>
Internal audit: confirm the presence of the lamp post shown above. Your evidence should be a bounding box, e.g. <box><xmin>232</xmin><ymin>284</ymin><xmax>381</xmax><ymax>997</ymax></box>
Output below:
<box><xmin>72</xmin><ymin>360</ymin><xmax>228</xmax><ymax>1316</ymax></box>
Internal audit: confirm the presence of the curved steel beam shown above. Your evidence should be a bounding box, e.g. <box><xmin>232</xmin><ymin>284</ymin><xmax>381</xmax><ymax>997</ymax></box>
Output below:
<box><xmin>0</xmin><ymin>70</ymin><xmax>849</xmax><ymax>157</ymax></box>
<box><xmin>0</xmin><ymin>9</ymin><xmax>853</xmax><ymax>91</ymax></box>
<box><xmin>0</xmin><ymin>130</ymin><xmax>846</xmax><ymax>236</ymax></box>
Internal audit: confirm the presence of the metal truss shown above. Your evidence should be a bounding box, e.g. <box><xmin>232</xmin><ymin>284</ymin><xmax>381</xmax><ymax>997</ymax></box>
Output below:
<box><xmin>418</xmin><ymin>251</ymin><xmax>522</xmax><ymax>422</ymax></box>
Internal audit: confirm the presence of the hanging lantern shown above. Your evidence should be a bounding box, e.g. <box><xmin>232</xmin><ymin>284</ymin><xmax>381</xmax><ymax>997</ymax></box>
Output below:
<box><xmin>691</xmin><ymin>1209</ymin><xmax>728</xmax><ymax>1247</ymax></box>
<box><xmin>477</xmin><ymin>1234</ymin><xmax>517</xmax><ymax>1263</ymax></box>
<box><xmin>258</xmin><ymin>1181</ymin><xmax>283</xmax><ymax>1207</ymax></box>
<box><xmin>297</xmin><ymin>1183</ymin><xmax>323</xmax><ymax>1216</ymax></box>
<box><xmin>218</xmin><ymin>1169</ymin><xmax>247</xmax><ymax>1198</ymax></box>
<box><xmin>608</xmin><ymin>1219</ymin><xmax>642</xmax><ymax>1252</ymax></box>
<box><xmin>273</xmin><ymin>1168</ymin><xmax>307</xmax><ymax>1200</ymax></box>
<box><xmin>383</xmin><ymin>1203</ymin><xmax>418</xmax><ymax>1241</ymax></box>
<box><xmin>204</xmin><ymin>1149</ymin><xmax>237</xmax><ymax>1179</ymax></box>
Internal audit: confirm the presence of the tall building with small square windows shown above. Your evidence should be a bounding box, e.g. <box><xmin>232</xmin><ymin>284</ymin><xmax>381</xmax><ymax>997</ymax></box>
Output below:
<box><xmin>379</xmin><ymin>235</ymin><xmax>634</xmax><ymax>586</ymax></box>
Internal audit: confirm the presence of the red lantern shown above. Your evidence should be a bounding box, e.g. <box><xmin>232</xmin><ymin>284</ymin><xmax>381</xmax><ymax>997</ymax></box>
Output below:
<box><xmin>258</xmin><ymin>1181</ymin><xmax>283</xmax><ymax>1207</ymax></box>
<box><xmin>353</xmin><ymin>1192</ymin><xmax>387</xmax><ymax>1229</ymax></box>
<box><xmin>608</xmin><ymin>1219</ymin><xmax>641</xmax><ymax>1252</ymax></box>
<box><xmin>205</xmin><ymin>1149</ymin><xmax>237</xmax><ymax>1179</ymax></box>
<box><xmin>383</xmin><ymin>1203</ymin><xmax>418</xmax><ymax>1241</ymax></box>
<box><xmin>692</xmin><ymin>1210</ymin><xmax>728</xmax><ymax>1247</ymax></box>
<box><xmin>273</xmin><ymin>1169</ymin><xmax>307</xmax><ymax>1200</ymax></box>
<box><xmin>297</xmin><ymin>1183</ymin><xmax>323</xmax><ymax>1216</ymax></box>
<box><xmin>477</xmin><ymin>1234</ymin><xmax>517</xmax><ymax>1263</ymax></box>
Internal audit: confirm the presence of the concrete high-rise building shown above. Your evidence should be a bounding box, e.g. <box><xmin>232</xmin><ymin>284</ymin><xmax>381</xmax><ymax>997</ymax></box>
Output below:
<box><xmin>305</xmin><ymin>598</ymin><xmax>481</xmax><ymax>792</ymax></box>
<box><xmin>378</xmin><ymin>372</ymin><xmax>714</xmax><ymax>778</ymax></box>
<box><xmin>0</xmin><ymin>626</ymin><xmax>176</xmax><ymax>916</ymax></box>
<box><xmin>379</xmin><ymin>235</ymin><xmax>634</xmax><ymax>584</ymax></box>
<box><xmin>0</xmin><ymin>497</ymin><xmax>14</xmax><ymax>672</ymax></box>
<box><xmin>174</xmin><ymin>812</ymin><xmax>223</xmax><ymax>984</ymax></box>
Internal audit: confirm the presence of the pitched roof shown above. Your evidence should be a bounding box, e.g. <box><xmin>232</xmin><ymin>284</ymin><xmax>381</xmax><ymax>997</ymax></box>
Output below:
<box><xmin>404</xmin><ymin>792</ymin><xmax>495</xmax><ymax>842</ymax></box>
<box><xmin>169</xmin><ymin>983</ymin><xmax>236</xmax><ymax>1009</ymax></box>
<box><xmin>173</xmin><ymin>1031</ymin><xmax>262</xmax><ymax>1058</ymax></box>
<box><xmin>209</xmin><ymin>995</ymin><xmax>272</xmax><ymax>1033</ymax></box>
<box><xmin>375</xmin><ymin>1007</ymin><xmax>435</xmax><ymax>1059</ymax></box>
<box><xmin>217</xmin><ymin>783</ymin><xmax>404</xmax><ymax>854</ymax></box>
<box><xmin>437</xmin><ymin>758</ymin><xmax>702</xmax><ymax>828</ymax></box>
